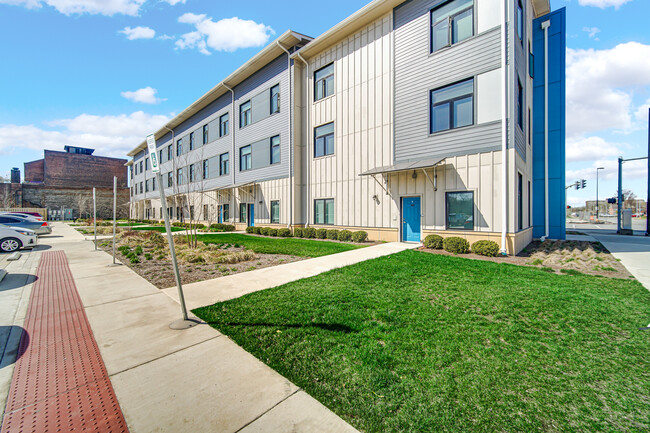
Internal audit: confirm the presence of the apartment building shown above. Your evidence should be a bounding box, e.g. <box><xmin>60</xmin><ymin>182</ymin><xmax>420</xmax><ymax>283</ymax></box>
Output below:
<box><xmin>127</xmin><ymin>0</ymin><xmax>566</xmax><ymax>254</ymax></box>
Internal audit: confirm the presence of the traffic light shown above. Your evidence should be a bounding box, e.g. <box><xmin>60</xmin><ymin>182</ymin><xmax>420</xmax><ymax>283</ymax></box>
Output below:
<box><xmin>581</xmin><ymin>179</ymin><xmax>587</xmax><ymax>189</ymax></box>
<box><xmin>607</xmin><ymin>197</ymin><xmax>617</xmax><ymax>204</ymax></box>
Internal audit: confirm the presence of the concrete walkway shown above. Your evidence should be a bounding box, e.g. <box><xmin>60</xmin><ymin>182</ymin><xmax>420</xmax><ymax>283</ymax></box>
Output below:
<box><xmin>163</xmin><ymin>242</ymin><xmax>418</xmax><ymax>309</ymax></box>
<box><xmin>2</xmin><ymin>223</ymin><xmax>388</xmax><ymax>432</ymax></box>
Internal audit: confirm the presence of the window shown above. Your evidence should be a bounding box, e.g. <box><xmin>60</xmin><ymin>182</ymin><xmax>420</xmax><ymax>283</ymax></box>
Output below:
<box><xmin>203</xmin><ymin>124</ymin><xmax>209</xmax><ymax>144</ymax></box>
<box><xmin>145</xmin><ymin>158</ymin><xmax>149</xmax><ymax>171</ymax></box>
<box><xmin>314</xmin><ymin>123</ymin><xmax>334</xmax><ymax>157</ymax></box>
<box><xmin>220</xmin><ymin>113</ymin><xmax>229</xmax><ymax>137</ymax></box>
<box><xmin>528</xmin><ymin>181</ymin><xmax>531</xmax><ymax>228</ymax></box>
<box><xmin>167</xmin><ymin>144</ymin><xmax>172</xmax><ymax>161</ymax></box>
<box><xmin>239</xmin><ymin>203</ymin><xmax>247</xmax><ymax>223</ymax></box>
<box><xmin>190</xmin><ymin>206</ymin><xmax>194</xmax><ymax>220</ymax></box>
<box><xmin>270</xmin><ymin>84</ymin><xmax>280</xmax><ymax>113</ymax></box>
<box><xmin>189</xmin><ymin>132</ymin><xmax>195</xmax><ymax>151</ymax></box>
<box><xmin>518</xmin><ymin>173</ymin><xmax>523</xmax><ymax>231</ymax></box>
<box><xmin>240</xmin><ymin>101</ymin><xmax>251</xmax><ymax>128</ymax></box>
<box><xmin>270</xmin><ymin>135</ymin><xmax>281</xmax><ymax>164</ymax></box>
<box><xmin>189</xmin><ymin>164</ymin><xmax>196</xmax><ymax>182</ymax></box>
<box><xmin>167</xmin><ymin>172</ymin><xmax>172</xmax><ymax>187</ymax></box>
<box><xmin>431</xmin><ymin>0</ymin><xmax>474</xmax><ymax>53</ymax></box>
<box><xmin>314</xmin><ymin>199</ymin><xmax>334</xmax><ymax>225</ymax></box>
<box><xmin>176</xmin><ymin>139</ymin><xmax>182</xmax><ymax>156</ymax></box>
<box><xmin>139</xmin><ymin>161</ymin><xmax>143</xmax><ymax>173</ymax></box>
<box><xmin>0</xmin><ymin>217</ymin><xmax>20</xmax><ymax>224</ymax></box>
<box><xmin>430</xmin><ymin>78</ymin><xmax>473</xmax><ymax>133</ymax></box>
<box><xmin>270</xmin><ymin>200</ymin><xmax>280</xmax><ymax>223</ymax></box>
<box><xmin>240</xmin><ymin>146</ymin><xmax>251</xmax><ymax>171</ymax></box>
<box><xmin>130</xmin><ymin>167</ymin><xmax>133</xmax><ymax>179</ymax></box>
<box><xmin>446</xmin><ymin>191</ymin><xmax>474</xmax><ymax>230</ymax></box>
<box><xmin>220</xmin><ymin>152</ymin><xmax>230</xmax><ymax>175</ymax></box>
<box><xmin>203</xmin><ymin>204</ymin><xmax>209</xmax><ymax>221</ymax></box>
<box><xmin>152</xmin><ymin>177</ymin><xmax>156</xmax><ymax>191</ymax></box>
<box><xmin>517</xmin><ymin>79</ymin><xmax>523</xmax><ymax>129</ymax></box>
<box><xmin>139</xmin><ymin>182</ymin><xmax>143</xmax><ymax>194</ymax></box>
<box><xmin>177</xmin><ymin>168</ymin><xmax>183</xmax><ymax>185</ymax></box>
<box><xmin>528</xmin><ymin>41</ymin><xmax>534</xmax><ymax>78</ymax></box>
<box><xmin>314</xmin><ymin>64</ymin><xmax>334</xmax><ymax>101</ymax></box>
<box><xmin>517</xmin><ymin>0</ymin><xmax>524</xmax><ymax>42</ymax></box>
<box><xmin>134</xmin><ymin>164</ymin><xmax>137</xmax><ymax>175</ymax></box>
<box><xmin>145</xmin><ymin>180</ymin><xmax>149</xmax><ymax>193</ymax></box>
<box><xmin>159</xmin><ymin>149</ymin><xmax>163</xmax><ymax>164</ymax></box>
<box><xmin>222</xmin><ymin>204</ymin><xmax>230</xmax><ymax>222</ymax></box>
<box><xmin>203</xmin><ymin>159</ymin><xmax>209</xmax><ymax>179</ymax></box>
<box><xmin>528</xmin><ymin>108</ymin><xmax>532</xmax><ymax>144</ymax></box>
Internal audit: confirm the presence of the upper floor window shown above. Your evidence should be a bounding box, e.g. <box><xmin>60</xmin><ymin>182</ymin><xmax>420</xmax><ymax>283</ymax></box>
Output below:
<box><xmin>314</xmin><ymin>123</ymin><xmax>334</xmax><ymax>158</ymax></box>
<box><xmin>270</xmin><ymin>84</ymin><xmax>280</xmax><ymax>113</ymax></box>
<box><xmin>517</xmin><ymin>79</ymin><xmax>524</xmax><ymax>129</ymax></box>
<box><xmin>167</xmin><ymin>144</ymin><xmax>172</xmax><ymax>161</ymax></box>
<box><xmin>189</xmin><ymin>164</ymin><xmax>196</xmax><ymax>182</ymax></box>
<box><xmin>314</xmin><ymin>64</ymin><xmax>334</xmax><ymax>101</ymax></box>
<box><xmin>220</xmin><ymin>113</ymin><xmax>229</xmax><ymax>137</ymax></box>
<box><xmin>240</xmin><ymin>101</ymin><xmax>252</xmax><ymax>128</ymax></box>
<box><xmin>152</xmin><ymin>177</ymin><xmax>156</xmax><ymax>191</ymax></box>
<box><xmin>145</xmin><ymin>180</ymin><xmax>149</xmax><ymax>193</ymax></box>
<box><xmin>430</xmin><ymin>78</ymin><xmax>473</xmax><ymax>133</ymax></box>
<box><xmin>167</xmin><ymin>172</ymin><xmax>172</xmax><ymax>187</ymax></box>
<box><xmin>203</xmin><ymin>159</ymin><xmax>209</xmax><ymax>179</ymax></box>
<box><xmin>145</xmin><ymin>158</ymin><xmax>149</xmax><ymax>171</ymax></box>
<box><xmin>203</xmin><ymin>125</ymin><xmax>209</xmax><ymax>144</ymax></box>
<box><xmin>177</xmin><ymin>168</ymin><xmax>183</xmax><ymax>185</ymax></box>
<box><xmin>159</xmin><ymin>149</ymin><xmax>163</xmax><ymax>164</ymax></box>
<box><xmin>240</xmin><ymin>146</ymin><xmax>251</xmax><ymax>171</ymax></box>
<box><xmin>430</xmin><ymin>0</ymin><xmax>474</xmax><ymax>53</ymax></box>
<box><xmin>189</xmin><ymin>132</ymin><xmax>195</xmax><ymax>151</ymax></box>
<box><xmin>220</xmin><ymin>152</ymin><xmax>229</xmax><ymax>176</ymax></box>
<box><xmin>176</xmin><ymin>139</ymin><xmax>183</xmax><ymax>156</ymax></box>
<box><xmin>270</xmin><ymin>135</ymin><xmax>281</xmax><ymax>164</ymax></box>
<box><xmin>139</xmin><ymin>161</ymin><xmax>143</xmax><ymax>173</ymax></box>
<box><xmin>517</xmin><ymin>0</ymin><xmax>524</xmax><ymax>42</ymax></box>
<box><xmin>134</xmin><ymin>164</ymin><xmax>138</xmax><ymax>175</ymax></box>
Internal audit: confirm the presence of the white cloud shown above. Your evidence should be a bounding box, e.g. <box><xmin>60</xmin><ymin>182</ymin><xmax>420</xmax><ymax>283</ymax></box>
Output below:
<box><xmin>157</xmin><ymin>34</ymin><xmax>175</xmax><ymax>40</ymax></box>
<box><xmin>119</xmin><ymin>26</ymin><xmax>155</xmax><ymax>40</ymax></box>
<box><xmin>566</xmin><ymin>136</ymin><xmax>623</xmax><ymax>162</ymax></box>
<box><xmin>635</xmin><ymin>98</ymin><xmax>650</xmax><ymax>123</ymax></box>
<box><xmin>582</xmin><ymin>26</ymin><xmax>600</xmax><ymax>40</ymax></box>
<box><xmin>120</xmin><ymin>87</ymin><xmax>166</xmax><ymax>104</ymax></box>
<box><xmin>176</xmin><ymin>14</ymin><xmax>274</xmax><ymax>55</ymax></box>
<box><xmin>566</xmin><ymin>42</ymin><xmax>650</xmax><ymax>137</ymax></box>
<box><xmin>0</xmin><ymin>112</ymin><xmax>171</xmax><ymax>158</ymax></box>
<box><xmin>161</xmin><ymin>0</ymin><xmax>185</xmax><ymax>4</ymax></box>
<box><xmin>0</xmin><ymin>0</ymin><xmax>147</xmax><ymax>16</ymax></box>
<box><xmin>577</xmin><ymin>0</ymin><xmax>632</xmax><ymax>9</ymax></box>
<box><xmin>566</xmin><ymin>158</ymin><xmax>647</xmax><ymax>183</ymax></box>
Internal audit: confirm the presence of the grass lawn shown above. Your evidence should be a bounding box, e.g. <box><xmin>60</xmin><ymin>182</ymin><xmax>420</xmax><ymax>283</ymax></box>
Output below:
<box><xmin>131</xmin><ymin>226</ymin><xmax>185</xmax><ymax>233</ymax></box>
<box><xmin>194</xmin><ymin>250</ymin><xmax>650</xmax><ymax>433</ymax></box>
<box><xmin>196</xmin><ymin>233</ymin><xmax>365</xmax><ymax>258</ymax></box>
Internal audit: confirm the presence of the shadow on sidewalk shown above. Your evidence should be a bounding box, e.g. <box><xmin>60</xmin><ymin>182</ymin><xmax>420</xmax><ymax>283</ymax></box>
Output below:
<box><xmin>0</xmin><ymin>274</ymin><xmax>38</xmax><ymax>293</ymax></box>
<box><xmin>0</xmin><ymin>326</ymin><xmax>29</xmax><ymax>368</ymax></box>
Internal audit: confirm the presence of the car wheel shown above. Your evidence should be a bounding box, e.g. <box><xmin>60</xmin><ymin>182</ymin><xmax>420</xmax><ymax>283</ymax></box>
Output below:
<box><xmin>0</xmin><ymin>237</ymin><xmax>22</xmax><ymax>253</ymax></box>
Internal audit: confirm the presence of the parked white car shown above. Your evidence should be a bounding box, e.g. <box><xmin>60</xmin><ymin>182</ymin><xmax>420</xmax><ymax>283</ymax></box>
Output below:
<box><xmin>0</xmin><ymin>225</ymin><xmax>38</xmax><ymax>252</ymax></box>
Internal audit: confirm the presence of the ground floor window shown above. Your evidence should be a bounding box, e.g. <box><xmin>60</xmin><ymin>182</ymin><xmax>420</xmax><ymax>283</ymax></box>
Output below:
<box><xmin>518</xmin><ymin>173</ymin><xmax>523</xmax><ymax>231</ymax></box>
<box><xmin>222</xmin><ymin>204</ymin><xmax>230</xmax><ymax>222</ymax></box>
<box><xmin>271</xmin><ymin>200</ymin><xmax>280</xmax><ymax>223</ymax></box>
<box><xmin>239</xmin><ymin>203</ymin><xmax>247</xmax><ymax>223</ymax></box>
<box><xmin>203</xmin><ymin>204</ymin><xmax>209</xmax><ymax>221</ymax></box>
<box><xmin>314</xmin><ymin>199</ymin><xmax>334</xmax><ymax>225</ymax></box>
<box><xmin>446</xmin><ymin>191</ymin><xmax>473</xmax><ymax>230</ymax></box>
<box><xmin>528</xmin><ymin>181</ymin><xmax>531</xmax><ymax>228</ymax></box>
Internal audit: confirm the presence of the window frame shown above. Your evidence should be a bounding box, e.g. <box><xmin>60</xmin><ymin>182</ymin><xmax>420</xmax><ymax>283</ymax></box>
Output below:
<box><xmin>189</xmin><ymin>164</ymin><xmax>196</xmax><ymax>183</ymax></box>
<box><xmin>219</xmin><ymin>152</ymin><xmax>230</xmax><ymax>176</ymax></box>
<box><xmin>429</xmin><ymin>78</ymin><xmax>474</xmax><ymax>134</ymax></box>
<box><xmin>219</xmin><ymin>113</ymin><xmax>229</xmax><ymax>137</ymax></box>
<box><xmin>430</xmin><ymin>0</ymin><xmax>475</xmax><ymax>54</ymax></box>
<box><xmin>270</xmin><ymin>135</ymin><xmax>281</xmax><ymax>165</ymax></box>
<box><xmin>203</xmin><ymin>159</ymin><xmax>209</xmax><ymax>180</ymax></box>
<box><xmin>517</xmin><ymin>0</ymin><xmax>524</xmax><ymax>43</ymax></box>
<box><xmin>239</xmin><ymin>101</ymin><xmax>252</xmax><ymax>128</ymax></box>
<box><xmin>313</xmin><ymin>198</ymin><xmax>334</xmax><ymax>225</ymax></box>
<box><xmin>177</xmin><ymin>168</ymin><xmax>183</xmax><ymax>185</ymax></box>
<box><xmin>270</xmin><ymin>84</ymin><xmax>280</xmax><ymax>114</ymax></box>
<box><xmin>314</xmin><ymin>63</ymin><xmax>334</xmax><ymax>101</ymax></box>
<box><xmin>239</xmin><ymin>145</ymin><xmax>252</xmax><ymax>171</ymax></box>
<box><xmin>167</xmin><ymin>172</ymin><xmax>172</xmax><ymax>188</ymax></box>
<box><xmin>203</xmin><ymin>124</ymin><xmax>209</xmax><ymax>144</ymax></box>
<box><xmin>517</xmin><ymin>78</ymin><xmax>524</xmax><ymax>130</ymax></box>
<box><xmin>239</xmin><ymin>203</ymin><xmax>247</xmax><ymax>223</ymax></box>
<box><xmin>189</xmin><ymin>132</ymin><xmax>195</xmax><ymax>151</ymax></box>
<box><xmin>167</xmin><ymin>144</ymin><xmax>172</xmax><ymax>161</ymax></box>
<box><xmin>270</xmin><ymin>200</ymin><xmax>280</xmax><ymax>223</ymax></box>
<box><xmin>176</xmin><ymin>139</ymin><xmax>182</xmax><ymax>156</ymax></box>
<box><xmin>445</xmin><ymin>190</ymin><xmax>474</xmax><ymax>231</ymax></box>
<box><xmin>314</xmin><ymin>122</ymin><xmax>335</xmax><ymax>158</ymax></box>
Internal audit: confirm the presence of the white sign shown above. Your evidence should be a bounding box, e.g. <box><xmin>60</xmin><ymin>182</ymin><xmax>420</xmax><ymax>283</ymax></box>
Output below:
<box><xmin>146</xmin><ymin>134</ymin><xmax>160</xmax><ymax>173</ymax></box>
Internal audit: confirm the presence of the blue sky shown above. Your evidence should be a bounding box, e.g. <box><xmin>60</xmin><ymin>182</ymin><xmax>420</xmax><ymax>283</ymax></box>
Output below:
<box><xmin>0</xmin><ymin>0</ymin><xmax>648</xmax><ymax>207</ymax></box>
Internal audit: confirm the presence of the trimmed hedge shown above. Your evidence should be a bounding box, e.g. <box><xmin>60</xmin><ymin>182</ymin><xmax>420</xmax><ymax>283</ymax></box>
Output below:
<box><xmin>245</xmin><ymin>226</ymin><xmax>255</xmax><ymax>233</ymax></box>
<box><xmin>209</xmin><ymin>223</ymin><xmax>235</xmax><ymax>232</ymax></box>
<box><xmin>267</xmin><ymin>228</ymin><xmax>278</xmax><ymax>237</ymax></box>
<box><xmin>443</xmin><ymin>237</ymin><xmax>469</xmax><ymax>254</ymax></box>
<box><xmin>316</xmin><ymin>228</ymin><xmax>328</xmax><ymax>239</ymax></box>
<box><xmin>337</xmin><ymin>230</ymin><xmax>352</xmax><ymax>242</ymax></box>
<box><xmin>277</xmin><ymin>228</ymin><xmax>292</xmax><ymax>237</ymax></box>
<box><xmin>293</xmin><ymin>228</ymin><xmax>304</xmax><ymax>238</ymax></box>
<box><xmin>471</xmin><ymin>240</ymin><xmax>500</xmax><ymax>257</ymax></box>
<box><xmin>351</xmin><ymin>231</ymin><xmax>368</xmax><ymax>243</ymax></box>
<box><xmin>423</xmin><ymin>234</ymin><xmax>443</xmax><ymax>249</ymax></box>
<box><xmin>326</xmin><ymin>229</ymin><xmax>339</xmax><ymax>240</ymax></box>
<box><xmin>303</xmin><ymin>227</ymin><xmax>317</xmax><ymax>239</ymax></box>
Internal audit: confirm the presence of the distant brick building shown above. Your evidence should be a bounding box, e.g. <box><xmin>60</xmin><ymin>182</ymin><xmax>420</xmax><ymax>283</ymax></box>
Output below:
<box><xmin>0</xmin><ymin>146</ymin><xmax>129</xmax><ymax>219</ymax></box>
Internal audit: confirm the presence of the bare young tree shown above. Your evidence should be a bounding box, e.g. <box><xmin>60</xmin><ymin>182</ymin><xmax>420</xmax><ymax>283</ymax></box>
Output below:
<box><xmin>75</xmin><ymin>192</ymin><xmax>90</xmax><ymax>219</ymax></box>
<box><xmin>1</xmin><ymin>186</ymin><xmax>16</xmax><ymax>208</ymax></box>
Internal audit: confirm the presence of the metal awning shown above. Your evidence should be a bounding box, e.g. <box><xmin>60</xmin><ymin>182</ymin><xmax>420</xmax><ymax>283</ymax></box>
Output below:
<box><xmin>359</xmin><ymin>157</ymin><xmax>445</xmax><ymax>176</ymax></box>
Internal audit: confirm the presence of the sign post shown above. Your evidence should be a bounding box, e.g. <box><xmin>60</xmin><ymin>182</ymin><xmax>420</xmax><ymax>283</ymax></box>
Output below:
<box><xmin>93</xmin><ymin>187</ymin><xmax>97</xmax><ymax>251</ymax></box>
<box><xmin>112</xmin><ymin>176</ymin><xmax>117</xmax><ymax>264</ymax></box>
<box><xmin>147</xmin><ymin>134</ymin><xmax>196</xmax><ymax>329</ymax></box>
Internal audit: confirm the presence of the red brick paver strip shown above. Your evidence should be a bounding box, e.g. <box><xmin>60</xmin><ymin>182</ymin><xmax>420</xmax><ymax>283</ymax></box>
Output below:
<box><xmin>1</xmin><ymin>251</ymin><xmax>128</xmax><ymax>433</ymax></box>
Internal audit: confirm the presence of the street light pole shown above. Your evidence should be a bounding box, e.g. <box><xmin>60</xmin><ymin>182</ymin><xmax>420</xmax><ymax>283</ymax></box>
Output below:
<box><xmin>596</xmin><ymin>167</ymin><xmax>604</xmax><ymax>222</ymax></box>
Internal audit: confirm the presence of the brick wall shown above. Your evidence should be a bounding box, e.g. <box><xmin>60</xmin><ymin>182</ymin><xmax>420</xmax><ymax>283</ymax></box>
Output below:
<box><xmin>42</xmin><ymin>150</ymin><xmax>128</xmax><ymax>189</ymax></box>
<box><xmin>21</xmin><ymin>184</ymin><xmax>130</xmax><ymax>219</ymax></box>
<box><xmin>24</xmin><ymin>159</ymin><xmax>45</xmax><ymax>183</ymax></box>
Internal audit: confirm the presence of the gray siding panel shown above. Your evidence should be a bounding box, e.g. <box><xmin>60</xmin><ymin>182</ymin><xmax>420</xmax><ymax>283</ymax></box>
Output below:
<box><xmin>393</xmin><ymin>0</ymin><xmax>503</xmax><ymax>162</ymax></box>
<box><xmin>251</xmin><ymin>90</ymin><xmax>271</xmax><ymax>124</ymax></box>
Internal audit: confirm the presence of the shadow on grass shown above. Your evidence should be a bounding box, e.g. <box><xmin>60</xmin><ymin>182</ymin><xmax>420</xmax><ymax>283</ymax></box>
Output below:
<box><xmin>205</xmin><ymin>321</ymin><xmax>355</xmax><ymax>333</ymax></box>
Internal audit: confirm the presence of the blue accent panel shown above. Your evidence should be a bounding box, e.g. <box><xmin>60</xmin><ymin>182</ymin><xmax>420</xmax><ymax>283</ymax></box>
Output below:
<box><xmin>402</xmin><ymin>197</ymin><xmax>421</xmax><ymax>242</ymax></box>
<box><xmin>532</xmin><ymin>8</ymin><xmax>566</xmax><ymax>240</ymax></box>
<box><xmin>249</xmin><ymin>203</ymin><xmax>255</xmax><ymax>227</ymax></box>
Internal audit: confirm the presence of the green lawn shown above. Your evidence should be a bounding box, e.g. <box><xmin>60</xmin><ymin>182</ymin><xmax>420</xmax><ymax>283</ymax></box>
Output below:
<box><xmin>196</xmin><ymin>233</ymin><xmax>365</xmax><ymax>257</ymax></box>
<box><xmin>131</xmin><ymin>226</ymin><xmax>185</xmax><ymax>233</ymax></box>
<box><xmin>194</xmin><ymin>250</ymin><xmax>650</xmax><ymax>433</ymax></box>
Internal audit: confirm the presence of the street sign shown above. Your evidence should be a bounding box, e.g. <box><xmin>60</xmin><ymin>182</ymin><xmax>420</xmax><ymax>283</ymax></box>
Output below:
<box><xmin>146</xmin><ymin>134</ymin><xmax>160</xmax><ymax>173</ymax></box>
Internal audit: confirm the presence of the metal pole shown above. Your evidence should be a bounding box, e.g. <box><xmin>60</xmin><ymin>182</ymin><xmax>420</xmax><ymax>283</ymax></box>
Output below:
<box><xmin>596</xmin><ymin>169</ymin><xmax>599</xmax><ymax>222</ymax></box>
<box><xmin>112</xmin><ymin>176</ymin><xmax>117</xmax><ymax>264</ymax></box>
<box><xmin>156</xmin><ymin>171</ymin><xmax>192</xmax><ymax>327</ymax></box>
<box><xmin>93</xmin><ymin>187</ymin><xmax>97</xmax><ymax>250</ymax></box>
<box><xmin>646</xmin><ymin>108</ymin><xmax>649</xmax><ymax>236</ymax></box>
<box><xmin>617</xmin><ymin>157</ymin><xmax>623</xmax><ymax>234</ymax></box>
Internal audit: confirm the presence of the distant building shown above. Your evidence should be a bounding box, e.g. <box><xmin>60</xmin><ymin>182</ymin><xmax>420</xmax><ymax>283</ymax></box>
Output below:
<box><xmin>0</xmin><ymin>146</ymin><xmax>129</xmax><ymax>219</ymax></box>
<box><xmin>585</xmin><ymin>199</ymin><xmax>647</xmax><ymax>216</ymax></box>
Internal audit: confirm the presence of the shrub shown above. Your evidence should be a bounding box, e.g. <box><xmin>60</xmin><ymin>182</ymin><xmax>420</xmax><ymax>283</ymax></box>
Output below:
<box><xmin>144</xmin><ymin>253</ymin><xmax>153</xmax><ymax>260</ymax></box>
<box><xmin>315</xmin><ymin>228</ymin><xmax>328</xmax><ymax>239</ymax></box>
<box><xmin>277</xmin><ymin>228</ymin><xmax>292</xmax><ymax>237</ymax></box>
<box><xmin>337</xmin><ymin>230</ymin><xmax>352</xmax><ymax>242</ymax></box>
<box><xmin>443</xmin><ymin>237</ymin><xmax>469</xmax><ymax>254</ymax></box>
<box><xmin>326</xmin><ymin>229</ymin><xmax>339</xmax><ymax>240</ymax></box>
<box><xmin>267</xmin><ymin>228</ymin><xmax>278</xmax><ymax>237</ymax></box>
<box><xmin>185</xmin><ymin>253</ymin><xmax>205</xmax><ymax>264</ymax></box>
<box><xmin>293</xmin><ymin>227</ymin><xmax>304</xmax><ymax>238</ymax></box>
<box><xmin>303</xmin><ymin>227</ymin><xmax>317</xmax><ymax>239</ymax></box>
<box><xmin>129</xmin><ymin>256</ymin><xmax>140</xmax><ymax>264</ymax></box>
<box><xmin>134</xmin><ymin>245</ymin><xmax>143</xmax><ymax>255</ymax></box>
<box><xmin>262</xmin><ymin>227</ymin><xmax>272</xmax><ymax>236</ymax></box>
<box><xmin>351</xmin><ymin>231</ymin><xmax>368</xmax><ymax>243</ymax></box>
<box><xmin>423</xmin><ymin>234</ymin><xmax>443</xmax><ymax>249</ymax></box>
<box><xmin>172</xmin><ymin>221</ymin><xmax>183</xmax><ymax>227</ymax></box>
<box><xmin>245</xmin><ymin>226</ymin><xmax>255</xmax><ymax>234</ymax></box>
<box><xmin>471</xmin><ymin>240</ymin><xmax>500</xmax><ymax>257</ymax></box>
<box><xmin>209</xmin><ymin>223</ymin><xmax>235</xmax><ymax>232</ymax></box>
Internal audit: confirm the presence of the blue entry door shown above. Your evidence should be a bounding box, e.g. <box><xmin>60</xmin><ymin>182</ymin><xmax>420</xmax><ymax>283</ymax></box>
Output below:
<box><xmin>218</xmin><ymin>206</ymin><xmax>223</xmax><ymax>224</ymax></box>
<box><xmin>248</xmin><ymin>204</ymin><xmax>255</xmax><ymax>227</ymax></box>
<box><xmin>402</xmin><ymin>197</ymin><xmax>421</xmax><ymax>242</ymax></box>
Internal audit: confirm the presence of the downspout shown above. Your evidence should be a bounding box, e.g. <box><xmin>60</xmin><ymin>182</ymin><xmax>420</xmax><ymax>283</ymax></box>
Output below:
<box><xmin>500</xmin><ymin>0</ymin><xmax>508</xmax><ymax>255</ymax></box>
<box><xmin>541</xmin><ymin>20</ymin><xmax>551</xmax><ymax>241</ymax></box>
<box><xmin>163</xmin><ymin>126</ymin><xmax>175</xmax><ymax>219</ymax></box>
<box><xmin>295</xmin><ymin>51</ymin><xmax>310</xmax><ymax>227</ymax></box>
<box><xmin>223</xmin><ymin>83</ymin><xmax>236</xmax><ymax>223</ymax></box>
<box><xmin>276</xmin><ymin>41</ymin><xmax>293</xmax><ymax>229</ymax></box>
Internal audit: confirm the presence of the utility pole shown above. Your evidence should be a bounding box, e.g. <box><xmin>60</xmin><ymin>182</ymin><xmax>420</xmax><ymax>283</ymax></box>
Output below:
<box><xmin>93</xmin><ymin>187</ymin><xmax>97</xmax><ymax>251</ymax></box>
<box><xmin>112</xmin><ymin>176</ymin><xmax>117</xmax><ymax>264</ymax></box>
<box><xmin>646</xmin><ymin>108</ymin><xmax>649</xmax><ymax>236</ymax></box>
<box><xmin>596</xmin><ymin>167</ymin><xmax>604</xmax><ymax>222</ymax></box>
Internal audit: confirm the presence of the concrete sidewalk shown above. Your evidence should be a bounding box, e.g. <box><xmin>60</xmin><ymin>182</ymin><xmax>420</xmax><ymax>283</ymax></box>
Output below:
<box><xmin>163</xmin><ymin>241</ymin><xmax>418</xmax><ymax>309</ymax></box>
<box><xmin>28</xmin><ymin>223</ymin><xmax>363</xmax><ymax>432</ymax></box>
